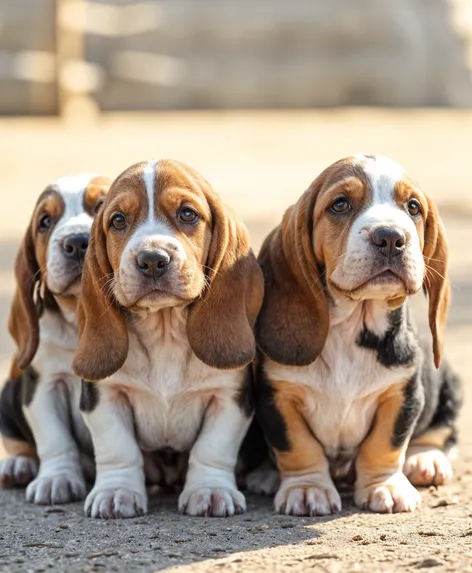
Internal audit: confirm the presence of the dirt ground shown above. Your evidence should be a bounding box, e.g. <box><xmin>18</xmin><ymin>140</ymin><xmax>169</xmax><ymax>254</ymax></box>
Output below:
<box><xmin>0</xmin><ymin>110</ymin><xmax>471</xmax><ymax>573</ymax></box>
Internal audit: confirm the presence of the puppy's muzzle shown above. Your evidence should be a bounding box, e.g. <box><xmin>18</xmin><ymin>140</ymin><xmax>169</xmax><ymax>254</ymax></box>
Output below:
<box><xmin>370</xmin><ymin>226</ymin><xmax>406</xmax><ymax>261</ymax></box>
<box><xmin>63</xmin><ymin>233</ymin><xmax>89</xmax><ymax>263</ymax></box>
<box><xmin>137</xmin><ymin>249</ymin><xmax>172</xmax><ymax>281</ymax></box>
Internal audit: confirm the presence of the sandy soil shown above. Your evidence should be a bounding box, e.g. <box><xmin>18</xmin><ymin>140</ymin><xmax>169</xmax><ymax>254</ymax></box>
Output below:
<box><xmin>0</xmin><ymin>110</ymin><xmax>471</xmax><ymax>573</ymax></box>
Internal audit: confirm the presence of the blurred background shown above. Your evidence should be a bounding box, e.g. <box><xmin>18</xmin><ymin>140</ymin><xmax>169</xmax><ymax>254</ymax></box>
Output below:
<box><xmin>0</xmin><ymin>0</ymin><xmax>471</xmax><ymax>427</ymax></box>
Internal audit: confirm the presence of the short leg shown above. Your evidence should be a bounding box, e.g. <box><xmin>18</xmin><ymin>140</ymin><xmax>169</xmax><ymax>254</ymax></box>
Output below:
<box><xmin>355</xmin><ymin>379</ymin><xmax>423</xmax><ymax>513</ymax></box>
<box><xmin>24</xmin><ymin>380</ymin><xmax>86</xmax><ymax>505</ymax></box>
<box><xmin>259</xmin><ymin>380</ymin><xmax>341</xmax><ymax>517</ymax></box>
<box><xmin>82</xmin><ymin>388</ymin><xmax>146</xmax><ymax>519</ymax></box>
<box><xmin>0</xmin><ymin>436</ymin><xmax>38</xmax><ymax>487</ymax></box>
<box><xmin>179</xmin><ymin>392</ymin><xmax>251</xmax><ymax>517</ymax></box>
<box><xmin>404</xmin><ymin>427</ymin><xmax>454</xmax><ymax>486</ymax></box>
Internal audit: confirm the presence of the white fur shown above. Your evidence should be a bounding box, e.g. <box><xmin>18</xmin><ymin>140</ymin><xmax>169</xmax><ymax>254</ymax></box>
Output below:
<box><xmin>83</xmin><ymin>307</ymin><xmax>251</xmax><ymax>519</ymax></box>
<box><xmin>46</xmin><ymin>174</ymin><xmax>97</xmax><ymax>295</ymax></box>
<box><xmin>143</xmin><ymin>160</ymin><xmax>158</xmax><ymax>222</ymax></box>
<box><xmin>330</xmin><ymin>155</ymin><xmax>425</xmax><ymax>296</ymax></box>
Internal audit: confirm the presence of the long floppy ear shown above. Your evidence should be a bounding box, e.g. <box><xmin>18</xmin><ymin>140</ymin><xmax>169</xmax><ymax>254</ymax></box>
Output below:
<box><xmin>187</xmin><ymin>198</ymin><xmax>264</xmax><ymax>370</ymax></box>
<box><xmin>255</xmin><ymin>184</ymin><xmax>329</xmax><ymax>366</ymax></box>
<box><xmin>423</xmin><ymin>197</ymin><xmax>450</xmax><ymax>369</ymax></box>
<box><xmin>8</xmin><ymin>221</ymin><xmax>41</xmax><ymax>369</ymax></box>
<box><xmin>72</xmin><ymin>210</ymin><xmax>128</xmax><ymax>381</ymax></box>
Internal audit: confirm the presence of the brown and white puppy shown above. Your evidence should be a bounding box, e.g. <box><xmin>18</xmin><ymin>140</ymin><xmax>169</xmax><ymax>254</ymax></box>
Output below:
<box><xmin>72</xmin><ymin>159</ymin><xmax>263</xmax><ymax>519</ymax></box>
<box><xmin>254</xmin><ymin>155</ymin><xmax>461</xmax><ymax>515</ymax></box>
<box><xmin>0</xmin><ymin>174</ymin><xmax>111</xmax><ymax>504</ymax></box>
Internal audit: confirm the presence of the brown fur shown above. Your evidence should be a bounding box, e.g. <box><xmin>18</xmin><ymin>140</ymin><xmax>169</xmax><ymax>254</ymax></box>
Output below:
<box><xmin>73</xmin><ymin>159</ymin><xmax>264</xmax><ymax>382</ymax></box>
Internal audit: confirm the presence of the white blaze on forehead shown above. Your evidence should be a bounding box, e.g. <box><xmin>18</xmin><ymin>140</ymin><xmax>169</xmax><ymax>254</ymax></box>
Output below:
<box><xmin>54</xmin><ymin>173</ymin><xmax>99</xmax><ymax>219</ymax></box>
<box><xmin>143</xmin><ymin>160</ymin><xmax>158</xmax><ymax>222</ymax></box>
<box><xmin>356</xmin><ymin>155</ymin><xmax>405</xmax><ymax>206</ymax></box>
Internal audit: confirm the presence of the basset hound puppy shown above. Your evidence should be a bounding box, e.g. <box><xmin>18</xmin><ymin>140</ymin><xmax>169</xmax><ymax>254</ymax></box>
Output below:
<box><xmin>254</xmin><ymin>155</ymin><xmax>462</xmax><ymax>515</ymax></box>
<box><xmin>0</xmin><ymin>174</ymin><xmax>111</xmax><ymax>504</ymax></box>
<box><xmin>72</xmin><ymin>159</ymin><xmax>263</xmax><ymax>519</ymax></box>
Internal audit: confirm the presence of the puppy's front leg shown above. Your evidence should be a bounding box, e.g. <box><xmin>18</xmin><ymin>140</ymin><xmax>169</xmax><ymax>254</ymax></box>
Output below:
<box><xmin>24</xmin><ymin>378</ymin><xmax>86</xmax><ymax>505</ymax></box>
<box><xmin>355</xmin><ymin>379</ymin><xmax>423</xmax><ymax>513</ymax></box>
<box><xmin>179</xmin><ymin>392</ymin><xmax>251</xmax><ymax>517</ymax></box>
<box><xmin>260</xmin><ymin>380</ymin><xmax>341</xmax><ymax>516</ymax></box>
<box><xmin>81</xmin><ymin>383</ymin><xmax>146</xmax><ymax>519</ymax></box>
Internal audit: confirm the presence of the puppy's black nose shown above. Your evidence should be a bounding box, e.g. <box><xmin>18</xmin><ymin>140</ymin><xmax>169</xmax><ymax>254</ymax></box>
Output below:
<box><xmin>371</xmin><ymin>226</ymin><xmax>406</xmax><ymax>259</ymax></box>
<box><xmin>137</xmin><ymin>249</ymin><xmax>171</xmax><ymax>279</ymax></box>
<box><xmin>63</xmin><ymin>233</ymin><xmax>89</xmax><ymax>261</ymax></box>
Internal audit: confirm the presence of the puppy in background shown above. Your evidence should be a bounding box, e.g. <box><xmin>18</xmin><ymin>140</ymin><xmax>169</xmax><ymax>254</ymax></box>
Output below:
<box><xmin>0</xmin><ymin>174</ymin><xmax>111</xmax><ymax>504</ymax></box>
<box><xmin>73</xmin><ymin>159</ymin><xmax>263</xmax><ymax>519</ymax></box>
<box><xmin>254</xmin><ymin>155</ymin><xmax>461</xmax><ymax>515</ymax></box>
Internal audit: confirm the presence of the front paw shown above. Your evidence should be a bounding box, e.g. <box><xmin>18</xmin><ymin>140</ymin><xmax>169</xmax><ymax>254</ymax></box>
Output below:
<box><xmin>85</xmin><ymin>487</ymin><xmax>147</xmax><ymax>519</ymax></box>
<box><xmin>26</xmin><ymin>473</ymin><xmax>86</xmax><ymax>505</ymax></box>
<box><xmin>404</xmin><ymin>448</ymin><xmax>452</xmax><ymax>486</ymax></box>
<box><xmin>275</xmin><ymin>477</ymin><xmax>342</xmax><ymax>516</ymax></box>
<box><xmin>246</xmin><ymin>466</ymin><xmax>280</xmax><ymax>496</ymax></box>
<box><xmin>356</xmin><ymin>472</ymin><xmax>421</xmax><ymax>513</ymax></box>
<box><xmin>179</xmin><ymin>486</ymin><xmax>246</xmax><ymax>517</ymax></box>
<box><xmin>0</xmin><ymin>456</ymin><xmax>38</xmax><ymax>487</ymax></box>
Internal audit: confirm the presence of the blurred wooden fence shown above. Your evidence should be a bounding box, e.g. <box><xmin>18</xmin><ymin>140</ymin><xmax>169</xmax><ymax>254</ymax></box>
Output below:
<box><xmin>1</xmin><ymin>0</ymin><xmax>472</xmax><ymax>115</ymax></box>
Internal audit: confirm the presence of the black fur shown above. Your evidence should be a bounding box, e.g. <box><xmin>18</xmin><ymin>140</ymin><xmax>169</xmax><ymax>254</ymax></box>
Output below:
<box><xmin>392</xmin><ymin>373</ymin><xmax>424</xmax><ymax>449</ymax></box>
<box><xmin>79</xmin><ymin>380</ymin><xmax>100</xmax><ymax>412</ymax></box>
<box><xmin>254</xmin><ymin>361</ymin><xmax>290</xmax><ymax>452</ymax></box>
<box><xmin>356</xmin><ymin>306</ymin><xmax>417</xmax><ymax>368</ymax></box>
<box><xmin>0</xmin><ymin>372</ymin><xmax>36</xmax><ymax>445</ymax></box>
<box><xmin>236</xmin><ymin>366</ymin><xmax>256</xmax><ymax>417</ymax></box>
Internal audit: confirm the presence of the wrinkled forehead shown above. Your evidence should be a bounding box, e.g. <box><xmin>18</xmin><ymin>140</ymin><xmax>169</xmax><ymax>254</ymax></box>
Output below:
<box><xmin>106</xmin><ymin>159</ymin><xmax>212</xmax><ymax>220</ymax></box>
<box><xmin>35</xmin><ymin>173</ymin><xmax>104</xmax><ymax>221</ymax></box>
<box><xmin>320</xmin><ymin>155</ymin><xmax>420</xmax><ymax>207</ymax></box>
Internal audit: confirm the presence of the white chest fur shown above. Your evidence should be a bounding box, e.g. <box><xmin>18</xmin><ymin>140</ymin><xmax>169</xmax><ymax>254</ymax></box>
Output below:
<box><xmin>264</xmin><ymin>301</ymin><xmax>416</xmax><ymax>460</ymax></box>
<box><xmin>103</xmin><ymin>308</ymin><xmax>244</xmax><ymax>452</ymax></box>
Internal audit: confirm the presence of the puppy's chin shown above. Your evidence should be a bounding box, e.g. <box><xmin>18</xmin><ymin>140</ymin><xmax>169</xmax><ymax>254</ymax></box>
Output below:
<box><xmin>133</xmin><ymin>290</ymin><xmax>187</xmax><ymax>312</ymax></box>
<box><xmin>330</xmin><ymin>270</ymin><xmax>421</xmax><ymax>303</ymax></box>
<box><xmin>46</xmin><ymin>273</ymin><xmax>82</xmax><ymax>298</ymax></box>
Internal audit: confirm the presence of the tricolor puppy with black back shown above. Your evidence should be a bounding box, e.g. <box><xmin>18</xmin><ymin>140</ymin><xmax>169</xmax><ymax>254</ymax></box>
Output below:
<box><xmin>0</xmin><ymin>174</ymin><xmax>111</xmax><ymax>503</ymax></box>
<box><xmin>72</xmin><ymin>159</ymin><xmax>263</xmax><ymax>519</ymax></box>
<box><xmin>255</xmin><ymin>155</ymin><xmax>461</xmax><ymax>515</ymax></box>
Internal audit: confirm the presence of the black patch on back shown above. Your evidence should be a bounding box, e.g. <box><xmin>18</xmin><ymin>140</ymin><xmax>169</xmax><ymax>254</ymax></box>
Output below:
<box><xmin>254</xmin><ymin>360</ymin><xmax>290</xmax><ymax>452</ymax></box>
<box><xmin>357</xmin><ymin>306</ymin><xmax>418</xmax><ymax>368</ymax></box>
<box><xmin>235</xmin><ymin>366</ymin><xmax>255</xmax><ymax>417</ymax></box>
<box><xmin>392</xmin><ymin>373</ymin><xmax>424</xmax><ymax>449</ymax></box>
<box><xmin>0</xmin><ymin>376</ymin><xmax>35</xmax><ymax>445</ymax></box>
<box><xmin>79</xmin><ymin>380</ymin><xmax>100</xmax><ymax>412</ymax></box>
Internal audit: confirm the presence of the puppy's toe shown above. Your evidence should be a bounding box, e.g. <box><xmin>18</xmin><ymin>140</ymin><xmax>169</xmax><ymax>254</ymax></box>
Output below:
<box><xmin>404</xmin><ymin>448</ymin><xmax>453</xmax><ymax>486</ymax></box>
<box><xmin>0</xmin><ymin>456</ymin><xmax>38</xmax><ymax>487</ymax></box>
<box><xmin>275</xmin><ymin>477</ymin><xmax>341</xmax><ymax>516</ymax></box>
<box><xmin>26</xmin><ymin>473</ymin><xmax>86</xmax><ymax>505</ymax></box>
<box><xmin>356</xmin><ymin>472</ymin><xmax>421</xmax><ymax>513</ymax></box>
<box><xmin>179</xmin><ymin>486</ymin><xmax>246</xmax><ymax>517</ymax></box>
<box><xmin>85</xmin><ymin>487</ymin><xmax>147</xmax><ymax>519</ymax></box>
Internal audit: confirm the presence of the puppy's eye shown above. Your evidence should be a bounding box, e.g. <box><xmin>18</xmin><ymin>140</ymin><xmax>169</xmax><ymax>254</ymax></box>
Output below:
<box><xmin>38</xmin><ymin>213</ymin><xmax>52</xmax><ymax>232</ymax></box>
<box><xmin>110</xmin><ymin>212</ymin><xmax>127</xmax><ymax>230</ymax></box>
<box><xmin>407</xmin><ymin>199</ymin><xmax>421</xmax><ymax>217</ymax></box>
<box><xmin>178</xmin><ymin>207</ymin><xmax>199</xmax><ymax>224</ymax></box>
<box><xmin>94</xmin><ymin>198</ymin><xmax>105</xmax><ymax>214</ymax></box>
<box><xmin>330</xmin><ymin>197</ymin><xmax>351</xmax><ymax>214</ymax></box>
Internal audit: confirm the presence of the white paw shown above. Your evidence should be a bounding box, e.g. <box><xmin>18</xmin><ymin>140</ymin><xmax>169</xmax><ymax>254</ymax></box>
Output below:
<box><xmin>179</xmin><ymin>486</ymin><xmax>246</xmax><ymax>517</ymax></box>
<box><xmin>404</xmin><ymin>448</ymin><xmax>452</xmax><ymax>486</ymax></box>
<box><xmin>26</xmin><ymin>473</ymin><xmax>86</xmax><ymax>505</ymax></box>
<box><xmin>0</xmin><ymin>456</ymin><xmax>38</xmax><ymax>487</ymax></box>
<box><xmin>275</xmin><ymin>477</ymin><xmax>342</xmax><ymax>516</ymax></box>
<box><xmin>85</xmin><ymin>487</ymin><xmax>147</xmax><ymax>519</ymax></box>
<box><xmin>356</xmin><ymin>472</ymin><xmax>421</xmax><ymax>513</ymax></box>
<box><xmin>246</xmin><ymin>466</ymin><xmax>280</xmax><ymax>496</ymax></box>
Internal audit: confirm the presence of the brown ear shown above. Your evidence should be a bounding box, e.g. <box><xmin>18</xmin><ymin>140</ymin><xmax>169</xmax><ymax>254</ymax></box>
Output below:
<box><xmin>72</xmin><ymin>210</ymin><xmax>128</xmax><ymax>381</ymax></box>
<box><xmin>8</xmin><ymin>221</ymin><xmax>41</xmax><ymax>369</ymax></box>
<box><xmin>187</xmin><ymin>199</ymin><xmax>264</xmax><ymax>370</ymax></box>
<box><xmin>255</xmin><ymin>185</ymin><xmax>329</xmax><ymax>366</ymax></box>
<box><xmin>423</xmin><ymin>197</ymin><xmax>450</xmax><ymax>369</ymax></box>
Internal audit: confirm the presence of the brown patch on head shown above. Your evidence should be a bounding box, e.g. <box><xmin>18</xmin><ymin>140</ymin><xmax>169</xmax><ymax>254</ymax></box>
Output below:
<box><xmin>73</xmin><ymin>159</ymin><xmax>264</xmax><ymax>381</ymax></box>
<box><xmin>83</xmin><ymin>175</ymin><xmax>112</xmax><ymax>216</ymax></box>
<box><xmin>8</xmin><ymin>186</ymin><xmax>64</xmax><ymax>368</ymax></box>
<box><xmin>256</xmin><ymin>157</ymin><xmax>373</xmax><ymax>366</ymax></box>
